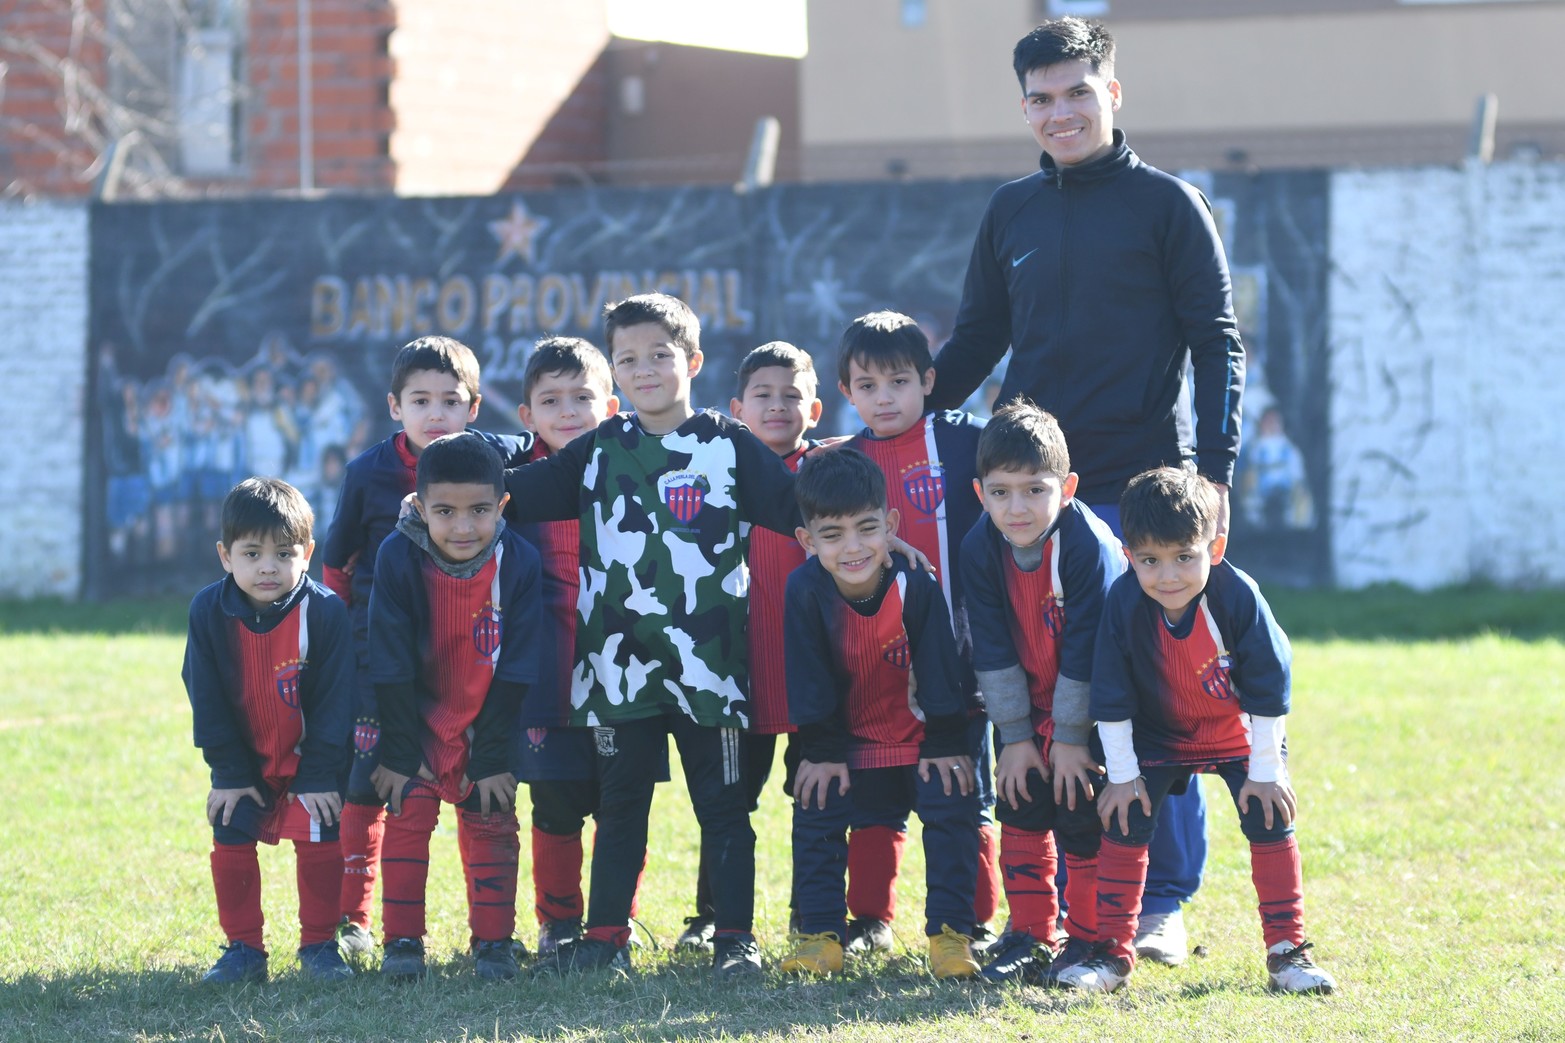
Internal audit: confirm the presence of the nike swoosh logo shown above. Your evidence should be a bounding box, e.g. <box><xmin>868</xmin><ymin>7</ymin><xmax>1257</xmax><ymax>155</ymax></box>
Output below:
<box><xmin>1011</xmin><ymin>249</ymin><xmax>1037</xmax><ymax>267</ymax></box>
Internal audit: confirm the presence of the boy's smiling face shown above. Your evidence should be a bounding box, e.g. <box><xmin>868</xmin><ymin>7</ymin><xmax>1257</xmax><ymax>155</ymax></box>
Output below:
<box><xmin>731</xmin><ymin>365</ymin><xmax>822</xmax><ymax>455</ymax></box>
<box><xmin>610</xmin><ymin>322</ymin><xmax>702</xmax><ymax>435</ymax></box>
<box><xmin>415</xmin><ymin>481</ymin><xmax>509</xmax><ymax>563</ymax></box>
<box><xmin>518</xmin><ymin>369</ymin><xmax>619</xmax><ymax>452</ymax></box>
<box><xmin>840</xmin><ymin>358</ymin><xmax>935</xmax><ymax>439</ymax></box>
<box><xmin>796</xmin><ymin>506</ymin><xmax>900</xmax><ymax>601</ymax></box>
<box><xmin>1126</xmin><ymin>532</ymin><xmax>1227</xmax><ymax>622</ymax></box>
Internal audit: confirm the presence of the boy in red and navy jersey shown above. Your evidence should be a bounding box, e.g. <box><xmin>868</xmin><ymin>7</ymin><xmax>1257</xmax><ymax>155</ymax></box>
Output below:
<box><xmin>780</xmin><ymin>448</ymin><xmax>983</xmax><ymax>980</ymax></box>
<box><xmin>367</xmin><ymin>432</ymin><xmax>542</xmax><ymax>981</ymax></box>
<box><xmin>960</xmin><ymin>401</ymin><xmax>1123</xmax><ymax>984</ymax></box>
<box><xmin>183</xmin><ymin>477</ymin><xmax>355</xmax><ymax>984</ymax></box>
<box><xmin>319</xmin><ymin>336</ymin><xmax>530</xmax><ymax>954</ymax></box>
<box><xmin>837</xmin><ymin>311</ymin><xmax>1000</xmax><ymax>952</ymax></box>
<box><xmin>1060</xmin><ymin>467</ymin><xmax>1336</xmax><ymax>995</ymax></box>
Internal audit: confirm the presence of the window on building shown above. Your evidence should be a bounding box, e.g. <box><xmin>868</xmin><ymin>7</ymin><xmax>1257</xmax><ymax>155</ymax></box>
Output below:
<box><xmin>177</xmin><ymin>0</ymin><xmax>246</xmax><ymax>175</ymax></box>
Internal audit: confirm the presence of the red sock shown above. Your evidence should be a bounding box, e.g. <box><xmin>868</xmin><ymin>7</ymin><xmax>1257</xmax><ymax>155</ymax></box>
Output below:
<box><xmin>585</xmin><ymin>924</ymin><xmax>632</xmax><ymax>947</ymax></box>
<box><xmin>1095</xmin><ymin>837</ymin><xmax>1149</xmax><ymax>965</ymax></box>
<box><xmin>999</xmin><ymin>825</ymin><xmax>1058</xmax><ymax>944</ymax></box>
<box><xmin>847</xmin><ymin>825</ymin><xmax>905</xmax><ymax>922</ymax></box>
<box><xmin>380</xmin><ymin>789</ymin><xmax>439</xmax><ymax>940</ymax></box>
<box><xmin>211</xmin><ymin>841</ymin><xmax>265</xmax><ymax>951</ymax></box>
<box><xmin>460</xmin><ymin>809</ymin><xmax>520</xmax><ymax>944</ymax></box>
<box><xmin>532</xmin><ymin>827</ymin><xmax>584</xmax><ymax>924</ymax></box>
<box><xmin>295</xmin><ymin>839</ymin><xmax>343</xmax><ymax>947</ymax></box>
<box><xmin>338</xmin><ymin>802</ymin><xmax>384</xmax><ymax>928</ymax></box>
<box><xmin>974</xmin><ymin>822</ymin><xmax>1003</xmax><ymax>926</ymax></box>
<box><xmin>1061</xmin><ymin>851</ymin><xmax>1100</xmax><ymax>943</ymax></box>
<box><xmin>1251</xmin><ymin>837</ymin><xmax>1305</xmax><ymax>949</ymax></box>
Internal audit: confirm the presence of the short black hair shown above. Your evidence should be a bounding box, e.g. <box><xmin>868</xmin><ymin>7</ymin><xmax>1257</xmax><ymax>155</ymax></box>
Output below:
<box><xmin>736</xmin><ymin>341</ymin><xmax>817</xmax><ymax>399</ymax></box>
<box><xmin>603</xmin><ymin>293</ymin><xmax>700</xmax><ymax>360</ymax></box>
<box><xmin>1119</xmin><ymin>467</ymin><xmax>1219</xmax><ymax>549</ymax></box>
<box><xmin>1013</xmin><ymin>17</ymin><xmax>1116</xmax><ymax>89</ymax></box>
<box><xmin>795</xmin><ymin>447</ymin><xmax>888</xmax><ymax>524</ymax></box>
<box><xmin>221</xmin><ymin>477</ymin><xmax>314</xmax><ymax>547</ymax></box>
<box><xmin>836</xmin><ymin>311</ymin><xmax>932</xmax><ymax>387</ymax></box>
<box><xmin>976</xmin><ymin>397</ymin><xmax>1071</xmax><ymax>479</ymax></box>
<box><xmin>522</xmin><ymin>336</ymin><xmax>613</xmax><ymax>404</ymax></box>
<box><xmin>415</xmin><ymin>431</ymin><xmax>504</xmax><ymax>497</ymax></box>
<box><xmin>390</xmin><ymin>336</ymin><xmax>481</xmax><ymax>401</ymax></box>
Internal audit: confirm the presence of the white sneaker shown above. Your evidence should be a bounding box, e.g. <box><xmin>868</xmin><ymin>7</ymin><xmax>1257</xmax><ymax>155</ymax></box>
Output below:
<box><xmin>1133</xmin><ymin>908</ymin><xmax>1188</xmax><ymax>966</ymax></box>
<box><xmin>1266</xmin><ymin>941</ymin><xmax>1336</xmax><ymax>994</ymax></box>
<box><xmin>1052</xmin><ymin>949</ymin><xmax>1133</xmax><ymax>993</ymax></box>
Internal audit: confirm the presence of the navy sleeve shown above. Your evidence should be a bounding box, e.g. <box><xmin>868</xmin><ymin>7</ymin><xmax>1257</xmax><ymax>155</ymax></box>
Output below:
<box><xmin>1089</xmin><ymin>574</ymin><xmax>1142</xmax><ymax>725</ymax></box>
<box><xmin>734</xmin><ymin>423</ymin><xmax>804</xmax><ymax>536</ymax></box>
<box><xmin>1056</xmin><ymin>505</ymin><xmax>1125</xmax><ymax>683</ymax></box>
<box><xmin>367</xmin><ymin>536</ymin><xmax>426</xmax><ymax>776</ymax></box>
<box><xmin>469</xmin><ymin>680</ymin><xmax>526</xmax><ymax>780</ymax></box>
<box><xmin>785</xmin><ymin>566</ymin><xmax>844</xmax><ymax>731</ymax></box>
<box><xmin>182</xmin><ymin>588</ymin><xmax>259</xmax><ymax>790</ymax></box>
<box><xmin>961</xmin><ymin>519</ymin><xmax>1019</xmax><ymax>673</ymax></box>
<box><xmin>930</xmin><ymin>195</ymin><xmax>1015</xmax><ymax>411</ymax></box>
<box><xmin>476</xmin><ymin>429</ymin><xmax>534</xmax><ymax>468</ymax></box>
<box><xmin>1219</xmin><ymin>567</ymin><xmax>1292</xmax><ymax>718</ymax></box>
<box><xmin>503</xmin><ymin>427</ymin><xmax>590</xmax><ymax>523</ymax></box>
<box><xmin>321</xmin><ymin>456</ymin><xmax>370</xmax><ymax>573</ymax></box>
<box><xmin>904</xmin><ymin>567</ymin><xmax>970</xmax><ymax>720</ymax></box>
<box><xmin>493</xmin><ymin>532</ymin><xmax>542</xmax><ymax>686</ymax></box>
<box><xmin>291</xmin><ymin>589</ymin><xmax>353</xmax><ymax>793</ymax></box>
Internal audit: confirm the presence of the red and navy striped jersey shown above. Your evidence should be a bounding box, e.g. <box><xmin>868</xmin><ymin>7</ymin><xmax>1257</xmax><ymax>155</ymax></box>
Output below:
<box><xmin>785</xmin><ymin>554</ymin><xmax>969</xmax><ymax>769</ymax></box>
<box><xmin>509</xmin><ymin>440</ymin><xmax>581</xmax><ymax>729</ymax></box>
<box><xmin>962</xmin><ymin>502</ymin><xmax>1123</xmax><ymax>733</ymax></box>
<box><xmin>183</xmin><ymin>575</ymin><xmax>354</xmax><ymax>795</ymax></box>
<box><xmin>1091</xmin><ymin>559</ymin><xmax>1291</xmax><ymax>766</ymax></box>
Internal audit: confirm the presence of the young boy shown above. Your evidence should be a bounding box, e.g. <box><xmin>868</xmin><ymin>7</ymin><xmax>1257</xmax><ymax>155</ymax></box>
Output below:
<box><xmin>183</xmin><ymin>477</ymin><xmax>355</xmax><ymax>984</ymax></box>
<box><xmin>320</xmin><ymin>336</ymin><xmax>531</xmax><ymax>955</ymax></box>
<box><xmin>781</xmin><ymin>447</ymin><xmax>982</xmax><ymax>980</ymax></box>
<box><xmin>959</xmin><ymin>400</ymin><xmax>1123</xmax><ymax>984</ymax></box>
<box><xmin>502</xmin><ymin>294</ymin><xmax>812</xmax><ymax>980</ymax></box>
<box><xmin>1061</xmin><ymin>467</ymin><xmax>1336</xmax><ymax>994</ymax></box>
<box><xmin>837</xmin><ymin>311</ymin><xmax>1000</xmax><ymax>953</ymax></box>
<box><xmin>367</xmin><ymin>432</ymin><xmax>542</xmax><ymax>981</ymax></box>
<box><xmin>676</xmin><ymin>341</ymin><xmax>826</xmax><ymax>948</ymax></box>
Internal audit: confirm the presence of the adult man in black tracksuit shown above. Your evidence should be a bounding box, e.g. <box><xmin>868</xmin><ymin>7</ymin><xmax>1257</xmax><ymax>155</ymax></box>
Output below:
<box><xmin>929</xmin><ymin>17</ymin><xmax>1245</xmax><ymax>969</ymax></box>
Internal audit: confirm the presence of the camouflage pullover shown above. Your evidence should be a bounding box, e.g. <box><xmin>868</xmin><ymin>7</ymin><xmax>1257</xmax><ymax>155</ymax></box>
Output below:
<box><xmin>504</xmin><ymin>410</ymin><xmax>802</xmax><ymax>727</ymax></box>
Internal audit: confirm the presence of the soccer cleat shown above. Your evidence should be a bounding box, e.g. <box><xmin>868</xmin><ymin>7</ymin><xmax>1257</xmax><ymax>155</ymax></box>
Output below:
<box><xmin>1133</xmin><ymin>908</ymin><xmax>1188</xmax><ymax>966</ymax></box>
<box><xmin>201</xmin><ymin>941</ymin><xmax>268</xmax><ymax>984</ymax></box>
<box><xmin>970</xmin><ymin>920</ymin><xmax>1001</xmax><ymax>953</ymax></box>
<box><xmin>297</xmin><ymin>939</ymin><xmax>354</xmax><ymax>982</ymax></box>
<box><xmin>381</xmin><ymin>937</ymin><xmax>427</xmax><ymax>981</ymax></box>
<box><xmin>532</xmin><ymin>936</ymin><xmax>631</xmax><ymax>977</ymax></box>
<box><xmin>1053</xmin><ymin>947</ymin><xmax>1133</xmax><ymax>993</ymax></box>
<box><xmin>537</xmin><ymin>917</ymin><xmax>582</xmax><ymax>956</ymax></box>
<box><xmin>676</xmin><ymin>914</ymin><xmax>716</xmax><ymax>950</ymax></box>
<box><xmin>927</xmin><ymin>924</ymin><xmax>981</xmax><ymax>980</ymax></box>
<box><xmin>843</xmin><ymin>916</ymin><xmax>894</xmax><ymax>955</ymax></box>
<box><xmin>335</xmin><ymin>918</ymin><xmax>376</xmax><ymax>959</ymax></box>
<box><xmin>1266</xmin><ymin>941</ymin><xmax>1336</xmax><ymax>995</ymax></box>
<box><xmin>779</xmin><ymin>932</ymin><xmax>844</xmax><ymax>975</ymax></box>
<box><xmin>712</xmin><ymin>932</ymin><xmax>763</xmax><ymax>980</ymax></box>
<box><xmin>473</xmin><ymin>938</ymin><xmax>520</xmax><ymax>981</ymax></box>
<box><xmin>979</xmin><ymin>930</ymin><xmax>1049</xmax><ymax>984</ymax></box>
<box><xmin>1041</xmin><ymin>935</ymin><xmax>1098</xmax><ymax>986</ymax></box>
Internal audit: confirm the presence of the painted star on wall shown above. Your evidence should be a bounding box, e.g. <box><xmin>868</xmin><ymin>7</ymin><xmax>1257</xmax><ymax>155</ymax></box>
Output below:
<box><xmin>489</xmin><ymin>200</ymin><xmax>548</xmax><ymax>266</ymax></box>
<box><xmin>784</xmin><ymin>258</ymin><xmax>868</xmax><ymax>339</ymax></box>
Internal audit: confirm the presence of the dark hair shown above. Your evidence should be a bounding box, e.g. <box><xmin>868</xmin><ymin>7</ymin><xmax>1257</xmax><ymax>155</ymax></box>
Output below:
<box><xmin>390</xmin><ymin>336</ymin><xmax>481</xmax><ymax>401</ymax></box>
<box><xmin>1012</xmin><ymin>17</ymin><xmax>1116</xmax><ymax>89</ymax></box>
<box><xmin>836</xmin><ymin>311</ymin><xmax>932</xmax><ymax>387</ymax></box>
<box><xmin>736</xmin><ymin>341</ymin><xmax>818</xmax><ymax>399</ymax></box>
<box><xmin>795</xmin><ymin>447</ymin><xmax>888</xmax><ymax>524</ymax></box>
<box><xmin>522</xmin><ymin>336</ymin><xmax>613</xmax><ymax>404</ymax></box>
<box><xmin>221</xmin><ymin>477</ymin><xmax>314</xmax><ymax>547</ymax></box>
<box><xmin>603</xmin><ymin>293</ymin><xmax>700</xmax><ymax>360</ymax></box>
<box><xmin>415</xmin><ymin>431</ymin><xmax>504</xmax><ymax>497</ymax></box>
<box><xmin>976</xmin><ymin>397</ymin><xmax>1071</xmax><ymax>479</ymax></box>
<box><xmin>1119</xmin><ymin>467</ymin><xmax>1219</xmax><ymax>549</ymax></box>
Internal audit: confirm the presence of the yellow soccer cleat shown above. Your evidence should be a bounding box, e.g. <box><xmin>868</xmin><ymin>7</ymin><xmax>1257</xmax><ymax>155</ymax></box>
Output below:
<box><xmin>780</xmin><ymin>931</ymin><xmax>844</xmax><ymax>975</ymax></box>
<box><xmin>928</xmin><ymin>924</ymin><xmax>981</xmax><ymax>979</ymax></box>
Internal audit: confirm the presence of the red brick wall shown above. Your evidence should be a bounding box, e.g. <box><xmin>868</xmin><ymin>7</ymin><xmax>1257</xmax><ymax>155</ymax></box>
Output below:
<box><xmin>1</xmin><ymin>0</ymin><xmax>112</xmax><ymax>197</ymax></box>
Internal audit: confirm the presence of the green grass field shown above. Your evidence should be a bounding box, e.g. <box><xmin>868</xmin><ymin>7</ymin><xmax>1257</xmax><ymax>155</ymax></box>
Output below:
<box><xmin>1</xmin><ymin>588</ymin><xmax>1562</xmax><ymax>1042</ymax></box>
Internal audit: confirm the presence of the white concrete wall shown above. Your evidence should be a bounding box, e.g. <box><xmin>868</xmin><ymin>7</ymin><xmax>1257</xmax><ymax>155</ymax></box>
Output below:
<box><xmin>1329</xmin><ymin>159</ymin><xmax>1565</xmax><ymax>588</ymax></box>
<box><xmin>0</xmin><ymin>201</ymin><xmax>89</xmax><ymax>598</ymax></box>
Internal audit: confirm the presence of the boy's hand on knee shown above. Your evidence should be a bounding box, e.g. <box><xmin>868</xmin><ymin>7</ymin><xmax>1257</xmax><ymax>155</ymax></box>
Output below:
<box><xmin>295</xmin><ymin>790</ymin><xmax>343</xmax><ymax>828</ymax></box>
<box><xmin>1098</xmin><ymin>777</ymin><xmax>1151</xmax><ymax>837</ymax></box>
<box><xmin>919</xmin><ymin>754</ymin><xmax>975</xmax><ymax>797</ymax></box>
<box><xmin>206</xmin><ymin>786</ymin><xmax>264</xmax><ymax>827</ymax></box>
<box><xmin>1049</xmin><ymin>742</ymin><xmax>1104</xmax><ymax>810</ymax></box>
<box><xmin>1239</xmin><ymin>777</ymin><xmax>1297</xmax><ymax>830</ymax></box>
<box><xmin>794</xmin><ymin>760</ymin><xmax>849</xmax><ymax>810</ymax></box>
<box><xmin>469</xmin><ymin>772</ymin><xmax>518</xmax><ymax>818</ymax></box>
<box><xmin>995</xmin><ymin>741</ymin><xmax>1046</xmax><ymax>810</ymax></box>
<box><xmin>371</xmin><ymin>765</ymin><xmax>413</xmax><ymax>816</ymax></box>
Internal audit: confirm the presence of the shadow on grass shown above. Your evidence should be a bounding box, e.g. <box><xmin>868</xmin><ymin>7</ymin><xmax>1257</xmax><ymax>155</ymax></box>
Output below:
<box><xmin>0</xmin><ymin>597</ymin><xmax>188</xmax><ymax>636</ymax></box>
<box><xmin>1264</xmin><ymin>584</ymin><xmax>1565</xmax><ymax>642</ymax></box>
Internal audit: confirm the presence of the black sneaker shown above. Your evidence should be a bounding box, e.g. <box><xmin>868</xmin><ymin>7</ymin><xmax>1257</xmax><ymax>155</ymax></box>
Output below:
<box><xmin>201</xmin><ymin>941</ymin><xmax>268</xmax><ymax>984</ymax></box>
<box><xmin>711</xmin><ymin>932</ymin><xmax>762</xmax><ymax>980</ymax></box>
<box><xmin>381</xmin><ymin>937</ymin><xmax>427</xmax><ymax>981</ymax></box>
<box><xmin>677</xmin><ymin>915</ymin><xmax>716</xmax><ymax>950</ymax></box>
<box><xmin>537</xmin><ymin>917</ymin><xmax>582</xmax><ymax>956</ymax></box>
<box><xmin>532</xmin><ymin>936</ymin><xmax>631</xmax><ymax>977</ymax></box>
<box><xmin>843</xmin><ymin>917</ymin><xmax>893</xmax><ymax>955</ymax></box>
<box><xmin>297</xmin><ymin>939</ymin><xmax>354</xmax><ymax>982</ymax></box>
<box><xmin>1041</xmin><ymin>936</ymin><xmax>1097</xmax><ymax>986</ymax></box>
<box><xmin>979</xmin><ymin>930</ymin><xmax>1048</xmax><ymax>984</ymax></box>
<box><xmin>473</xmin><ymin>938</ymin><xmax>519</xmax><ymax>981</ymax></box>
<box><xmin>970</xmin><ymin>921</ymin><xmax>1001</xmax><ymax>953</ymax></box>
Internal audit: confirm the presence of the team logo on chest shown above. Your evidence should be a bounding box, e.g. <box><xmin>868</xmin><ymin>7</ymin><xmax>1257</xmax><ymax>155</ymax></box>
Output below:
<box><xmin>881</xmin><ymin>633</ymin><xmax>912</xmax><ymax>670</ymax></box>
<box><xmin>658</xmin><ymin>470</ymin><xmax>710</xmax><ymax>524</ymax></box>
<box><xmin>526</xmin><ymin>727</ymin><xmax>549</xmax><ymax>752</ymax></box>
<box><xmin>901</xmin><ymin>463</ymin><xmax>946</xmax><ymax>515</ymax></box>
<box><xmin>274</xmin><ymin>658</ymin><xmax>304</xmax><ymax>710</ymax></box>
<box><xmin>1200</xmin><ymin>653</ymin><xmax>1236</xmax><ymax>701</ymax></box>
<box><xmin>472</xmin><ymin>603</ymin><xmax>503</xmax><ymax>658</ymax></box>
<box><xmin>353</xmin><ymin>717</ymin><xmax>380</xmax><ymax>755</ymax></box>
<box><xmin>1041</xmin><ymin>594</ymin><xmax>1064</xmax><ymax>638</ymax></box>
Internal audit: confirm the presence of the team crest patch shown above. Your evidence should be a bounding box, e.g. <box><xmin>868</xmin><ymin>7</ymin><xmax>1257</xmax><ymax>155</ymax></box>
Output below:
<box><xmin>1200</xmin><ymin>653</ymin><xmax>1236</xmax><ymax>701</ymax></box>
<box><xmin>353</xmin><ymin>718</ymin><xmax>380</xmax><ymax>755</ymax></box>
<box><xmin>274</xmin><ymin>659</ymin><xmax>304</xmax><ymax>709</ymax></box>
<box><xmin>593</xmin><ymin>726</ymin><xmax>618</xmax><ymax>757</ymax></box>
<box><xmin>881</xmin><ymin>635</ymin><xmax>911</xmax><ymax>670</ymax></box>
<box><xmin>471</xmin><ymin>603</ymin><xmax>503</xmax><ymax>658</ymax></box>
<box><xmin>901</xmin><ymin>463</ymin><xmax>946</xmax><ymax>515</ymax></box>
<box><xmin>658</xmin><ymin>471</ymin><xmax>709</xmax><ymax>524</ymax></box>
<box><xmin>1042</xmin><ymin>595</ymin><xmax>1064</xmax><ymax>638</ymax></box>
<box><xmin>527</xmin><ymin>727</ymin><xmax>549</xmax><ymax>752</ymax></box>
